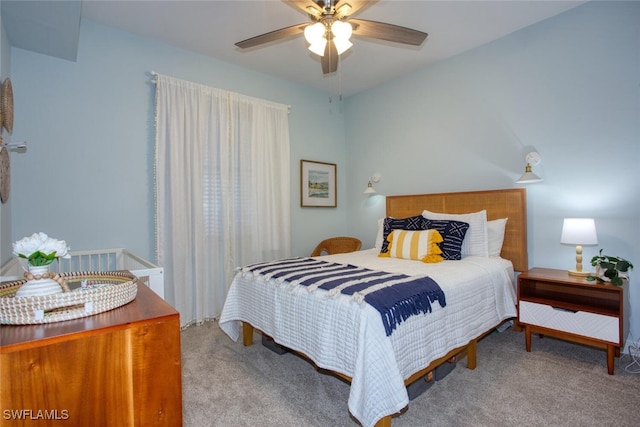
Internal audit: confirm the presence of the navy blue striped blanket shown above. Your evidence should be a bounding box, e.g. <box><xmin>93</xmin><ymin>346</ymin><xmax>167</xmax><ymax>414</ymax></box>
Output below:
<box><xmin>240</xmin><ymin>257</ymin><xmax>446</xmax><ymax>336</ymax></box>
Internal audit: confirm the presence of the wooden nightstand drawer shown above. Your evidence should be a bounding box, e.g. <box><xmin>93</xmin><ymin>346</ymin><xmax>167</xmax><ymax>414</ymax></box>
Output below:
<box><xmin>519</xmin><ymin>300</ymin><xmax>619</xmax><ymax>343</ymax></box>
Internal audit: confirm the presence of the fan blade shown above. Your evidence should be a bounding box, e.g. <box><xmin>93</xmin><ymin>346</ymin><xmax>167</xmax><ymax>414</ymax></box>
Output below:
<box><xmin>349</xmin><ymin>19</ymin><xmax>428</xmax><ymax>46</ymax></box>
<box><xmin>285</xmin><ymin>0</ymin><xmax>375</xmax><ymax>19</ymax></box>
<box><xmin>285</xmin><ymin>0</ymin><xmax>325</xmax><ymax>19</ymax></box>
<box><xmin>334</xmin><ymin>0</ymin><xmax>374</xmax><ymax>19</ymax></box>
<box><xmin>235</xmin><ymin>23</ymin><xmax>307</xmax><ymax>49</ymax></box>
<box><xmin>321</xmin><ymin>39</ymin><xmax>339</xmax><ymax>74</ymax></box>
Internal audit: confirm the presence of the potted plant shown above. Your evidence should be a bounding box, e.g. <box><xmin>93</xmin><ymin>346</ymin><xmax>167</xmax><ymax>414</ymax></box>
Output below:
<box><xmin>587</xmin><ymin>249</ymin><xmax>633</xmax><ymax>286</ymax></box>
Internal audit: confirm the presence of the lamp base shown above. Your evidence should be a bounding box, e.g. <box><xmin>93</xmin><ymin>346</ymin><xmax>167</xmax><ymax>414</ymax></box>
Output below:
<box><xmin>567</xmin><ymin>269</ymin><xmax>591</xmax><ymax>277</ymax></box>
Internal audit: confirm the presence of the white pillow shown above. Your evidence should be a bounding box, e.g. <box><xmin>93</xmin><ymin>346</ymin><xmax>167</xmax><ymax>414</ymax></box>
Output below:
<box><xmin>487</xmin><ymin>218</ymin><xmax>508</xmax><ymax>257</ymax></box>
<box><xmin>422</xmin><ymin>209</ymin><xmax>489</xmax><ymax>258</ymax></box>
<box><xmin>374</xmin><ymin>218</ymin><xmax>384</xmax><ymax>251</ymax></box>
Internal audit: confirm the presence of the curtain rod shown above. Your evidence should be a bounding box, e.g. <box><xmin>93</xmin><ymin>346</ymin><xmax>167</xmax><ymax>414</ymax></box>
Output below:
<box><xmin>150</xmin><ymin>71</ymin><xmax>291</xmax><ymax>113</ymax></box>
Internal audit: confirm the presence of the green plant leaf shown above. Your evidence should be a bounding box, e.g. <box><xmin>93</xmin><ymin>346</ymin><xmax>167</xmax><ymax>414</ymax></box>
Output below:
<box><xmin>25</xmin><ymin>250</ymin><xmax>56</xmax><ymax>266</ymax></box>
<box><xmin>590</xmin><ymin>249</ymin><xmax>633</xmax><ymax>273</ymax></box>
<box><xmin>601</xmin><ymin>261</ymin><xmax>616</xmax><ymax>270</ymax></box>
<box><xmin>616</xmin><ymin>260</ymin><xmax>632</xmax><ymax>272</ymax></box>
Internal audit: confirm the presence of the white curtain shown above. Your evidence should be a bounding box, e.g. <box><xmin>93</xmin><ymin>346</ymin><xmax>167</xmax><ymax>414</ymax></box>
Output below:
<box><xmin>154</xmin><ymin>74</ymin><xmax>291</xmax><ymax>328</ymax></box>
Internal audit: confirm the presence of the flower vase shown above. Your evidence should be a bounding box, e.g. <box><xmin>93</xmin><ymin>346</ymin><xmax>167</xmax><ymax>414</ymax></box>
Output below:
<box><xmin>15</xmin><ymin>265</ymin><xmax>64</xmax><ymax>298</ymax></box>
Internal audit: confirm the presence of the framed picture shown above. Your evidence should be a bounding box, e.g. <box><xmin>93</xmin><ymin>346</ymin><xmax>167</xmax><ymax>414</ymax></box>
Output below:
<box><xmin>300</xmin><ymin>159</ymin><xmax>337</xmax><ymax>207</ymax></box>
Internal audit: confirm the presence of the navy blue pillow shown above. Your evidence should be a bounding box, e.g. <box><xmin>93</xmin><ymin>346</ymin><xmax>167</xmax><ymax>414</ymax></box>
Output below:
<box><xmin>380</xmin><ymin>215</ymin><xmax>428</xmax><ymax>253</ymax></box>
<box><xmin>424</xmin><ymin>219</ymin><xmax>469</xmax><ymax>260</ymax></box>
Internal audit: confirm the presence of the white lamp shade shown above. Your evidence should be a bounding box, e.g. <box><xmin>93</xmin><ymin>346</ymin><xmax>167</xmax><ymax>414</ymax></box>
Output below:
<box><xmin>331</xmin><ymin>20</ymin><xmax>352</xmax><ymax>40</ymax></box>
<box><xmin>308</xmin><ymin>38</ymin><xmax>327</xmax><ymax>56</ymax></box>
<box><xmin>333</xmin><ymin>37</ymin><xmax>353</xmax><ymax>55</ymax></box>
<box><xmin>515</xmin><ymin>170</ymin><xmax>543</xmax><ymax>184</ymax></box>
<box><xmin>304</xmin><ymin>22</ymin><xmax>326</xmax><ymax>44</ymax></box>
<box><xmin>560</xmin><ymin>218</ymin><xmax>598</xmax><ymax>245</ymax></box>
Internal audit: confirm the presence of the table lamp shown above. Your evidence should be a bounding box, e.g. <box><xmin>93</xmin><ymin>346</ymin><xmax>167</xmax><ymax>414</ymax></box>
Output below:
<box><xmin>560</xmin><ymin>218</ymin><xmax>598</xmax><ymax>277</ymax></box>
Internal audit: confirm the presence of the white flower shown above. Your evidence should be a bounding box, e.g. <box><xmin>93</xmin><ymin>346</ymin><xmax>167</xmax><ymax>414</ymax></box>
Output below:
<box><xmin>40</xmin><ymin>236</ymin><xmax>70</xmax><ymax>258</ymax></box>
<box><xmin>13</xmin><ymin>232</ymin><xmax>71</xmax><ymax>266</ymax></box>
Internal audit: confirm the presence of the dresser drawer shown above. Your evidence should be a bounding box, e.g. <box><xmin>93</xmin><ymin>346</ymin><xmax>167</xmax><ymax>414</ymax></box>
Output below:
<box><xmin>519</xmin><ymin>300</ymin><xmax>619</xmax><ymax>344</ymax></box>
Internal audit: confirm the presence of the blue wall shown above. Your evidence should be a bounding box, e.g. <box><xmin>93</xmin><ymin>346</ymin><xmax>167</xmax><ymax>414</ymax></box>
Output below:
<box><xmin>10</xmin><ymin>19</ymin><xmax>348</xmax><ymax>260</ymax></box>
<box><xmin>344</xmin><ymin>1</ymin><xmax>640</xmax><ymax>345</ymax></box>
<box><xmin>0</xmin><ymin>8</ymin><xmax>12</xmax><ymax>266</ymax></box>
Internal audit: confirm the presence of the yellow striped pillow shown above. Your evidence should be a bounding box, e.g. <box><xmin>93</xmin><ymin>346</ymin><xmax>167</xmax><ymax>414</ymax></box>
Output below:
<box><xmin>379</xmin><ymin>229</ymin><xmax>444</xmax><ymax>263</ymax></box>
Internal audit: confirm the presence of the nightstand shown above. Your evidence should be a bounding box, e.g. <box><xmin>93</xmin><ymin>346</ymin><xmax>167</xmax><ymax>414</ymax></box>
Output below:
<box><xmin>517</xmin><ymin>268</ymin><xmax>629</xmax><ymax>375</ymax></box>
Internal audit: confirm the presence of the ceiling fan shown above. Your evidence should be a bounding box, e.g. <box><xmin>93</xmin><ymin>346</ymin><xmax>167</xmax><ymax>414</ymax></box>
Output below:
<box><xmin>235</xmin><ymin>0</ymin><xmax>428</xmax><ymax>75</ymax></box>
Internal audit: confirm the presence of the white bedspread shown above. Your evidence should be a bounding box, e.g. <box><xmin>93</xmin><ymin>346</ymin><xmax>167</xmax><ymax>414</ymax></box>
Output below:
<box><xmin>218</xmin><ymin>249</ymin><xmax>517</xmax><ymax>427</ymax></box>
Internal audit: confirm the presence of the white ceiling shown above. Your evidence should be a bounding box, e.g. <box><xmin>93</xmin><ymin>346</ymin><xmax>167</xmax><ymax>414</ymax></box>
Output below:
<box><xmin>3</xmin><ymin>0</ymin><xmax>587</xmax><ymax>96</ymax></box>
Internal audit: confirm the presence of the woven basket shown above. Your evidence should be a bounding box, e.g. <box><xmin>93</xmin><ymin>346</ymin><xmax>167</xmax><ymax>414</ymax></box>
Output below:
<box><xmin>1</xmin><ymin>77</ymin><xmax>13</xmax><ymax>134</ymax></box>
<box><xmin>0</xmin><ymin>271</ymin><xmax>138</xmax><ymax>325</ymax></box>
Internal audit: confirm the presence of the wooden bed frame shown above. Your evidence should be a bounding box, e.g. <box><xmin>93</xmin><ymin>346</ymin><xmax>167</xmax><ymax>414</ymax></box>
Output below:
<box><xmin>243</xmin><ymin>188</ymin><xmax>528</xmax><ymax>427</ymax></box>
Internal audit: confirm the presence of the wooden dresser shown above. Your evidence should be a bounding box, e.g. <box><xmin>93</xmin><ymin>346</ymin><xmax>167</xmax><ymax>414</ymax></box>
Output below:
<box><xmin>0</xmin><ymin>281</ymin><xmax>182</xmax><ymax>426</ymax></box>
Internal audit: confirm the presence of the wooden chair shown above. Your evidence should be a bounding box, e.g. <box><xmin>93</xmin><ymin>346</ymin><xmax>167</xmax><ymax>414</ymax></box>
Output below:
<box><xmin>311</xmin><ymin>237</ymin><xmax>362</xmax><ymax>256</ymax></box>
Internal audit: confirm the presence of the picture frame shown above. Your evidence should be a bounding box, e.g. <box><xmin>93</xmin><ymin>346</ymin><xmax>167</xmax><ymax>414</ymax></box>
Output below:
<box><xmin>300</xmin><ymin>159</ymin><xmax>337</xmax><ymax>208</ymax></box>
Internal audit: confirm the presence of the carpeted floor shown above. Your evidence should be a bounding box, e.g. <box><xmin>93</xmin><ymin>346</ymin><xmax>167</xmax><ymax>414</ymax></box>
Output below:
<box><xmin>181</xmin><ymin>321</ymin><xmax>640</xmax><ymax>427</ymax></box>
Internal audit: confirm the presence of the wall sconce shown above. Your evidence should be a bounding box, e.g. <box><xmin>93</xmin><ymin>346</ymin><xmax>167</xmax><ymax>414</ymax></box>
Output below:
<box><xmin>0</xmin><ymin>140</ymin><xmax>27</xmax><ymax>152</ymax></box>
<box><xmin>363</xmin><ymin>173</ymin><xmax>380</xmax><ymax>195</ymax></box>
<box><xmin>515</xmin><ymin>152</ymin><xmax>543</xmax><ymax>184</ymax></box>
<box><xmin>560</xmin><ymin>218</ymin><xmax>598</xmax><ymax>277</ymax></box>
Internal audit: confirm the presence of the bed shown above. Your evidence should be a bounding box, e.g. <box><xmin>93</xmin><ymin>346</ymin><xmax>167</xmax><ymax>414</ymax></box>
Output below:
<box><xmin>219</xmin><ymin>188</ymin><xmax>527</xmax><ymax>427</ymax></box>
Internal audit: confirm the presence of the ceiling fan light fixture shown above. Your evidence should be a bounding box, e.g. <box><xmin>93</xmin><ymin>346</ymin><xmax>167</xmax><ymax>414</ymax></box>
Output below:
<box><xmin>235</xmin><ymin>1</ymin><xmax>429</xmax><ymax>76</ymax></box>
<box><xmin>331</xmin><ymin>20</ymin><xmax>352</xmax><ymax>40</ymax></box>
<box><xmin>335</xmin><ymin>3</ymin><xmax>352</xmax><ymax>19</ymax></box>
<box><xmin>304</xmin><ymin>22</ymin><xmax>326</xmax><ymax>44</ymax></box>
<box><xmin>305</xmin><ymin>6</ymin><xmax>321</xmax><ymax>19</ymax></box>
<box><xmin>308</xmin><ymin>38</ymin><xmax>327</xmax><ymax>56</ymax></box>
<box><xmin>333</xmin><ymin>37</ymin><xmax>352</xmax><ymax>55</ymax></box>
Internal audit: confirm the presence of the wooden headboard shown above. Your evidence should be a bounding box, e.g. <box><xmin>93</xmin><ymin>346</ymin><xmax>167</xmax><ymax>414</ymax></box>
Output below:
<box><xmin>386</xmin><ymin>188</ymin><xmax>528</xmax><ymax>272</ymax></box>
